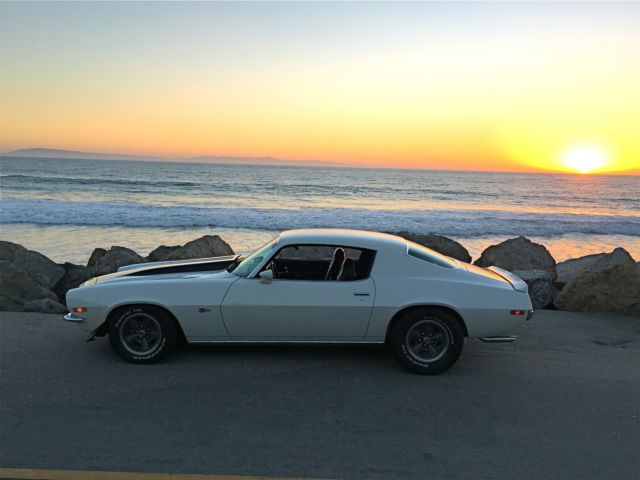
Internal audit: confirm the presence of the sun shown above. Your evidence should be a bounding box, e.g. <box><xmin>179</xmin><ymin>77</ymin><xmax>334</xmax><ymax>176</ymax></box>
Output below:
<box><xmin>563</xmin><ymin>148</ymin><xmax>608</xmax><ymax>174</ymax></box>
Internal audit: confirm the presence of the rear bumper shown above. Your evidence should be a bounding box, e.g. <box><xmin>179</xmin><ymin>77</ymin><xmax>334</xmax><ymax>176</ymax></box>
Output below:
<box><xmin>479</xmin><ymin>336</ymin><xmax>517</xmax><ymax>343</ymax></box>
<box><xmin>63</xmin><ymin>312</ymin><xmax>84</xmax><ymax>322</ymax></box>
<box><xmin>478</xmin><ymin>308</ymin><xmax>533</xmax><ymax>343</ymax></box>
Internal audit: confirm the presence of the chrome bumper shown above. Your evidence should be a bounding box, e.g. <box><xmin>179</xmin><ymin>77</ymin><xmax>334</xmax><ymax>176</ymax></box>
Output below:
<box><xmin>479</xmin><ymin>336</ymin><xmax>517</xmax><ymax>343</ymax></box>
<box><xmin>63</xmin><ymin>312</ymin><xmax>84</xmax><ymax>323</ymax></box>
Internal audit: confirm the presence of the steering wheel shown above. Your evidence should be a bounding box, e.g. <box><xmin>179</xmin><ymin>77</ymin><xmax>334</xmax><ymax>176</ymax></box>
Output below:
<box><xmin>268</xmin><ymin>261</ymin><xmax>279</xmax><ymax>279</ymax></box>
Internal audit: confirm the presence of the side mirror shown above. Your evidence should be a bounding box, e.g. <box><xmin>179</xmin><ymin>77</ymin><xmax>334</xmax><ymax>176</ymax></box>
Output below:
<box><xmin>259</xmin><ymin>269</ymin><xmax>273</xmax><ymax>284</ymax></box>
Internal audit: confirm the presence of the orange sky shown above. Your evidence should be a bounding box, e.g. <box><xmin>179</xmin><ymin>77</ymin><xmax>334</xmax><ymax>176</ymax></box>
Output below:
<box><xmin>1</xmin><ymin>2</ymin><xmax>639</xmax><ymax>174</ymax></box>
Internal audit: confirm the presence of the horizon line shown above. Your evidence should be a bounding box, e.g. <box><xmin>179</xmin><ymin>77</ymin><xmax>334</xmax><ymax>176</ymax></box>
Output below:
<box><xmin>2</xmin><ymin>147</ymin><xmax>638</xmax><ymax>176</ymax></box>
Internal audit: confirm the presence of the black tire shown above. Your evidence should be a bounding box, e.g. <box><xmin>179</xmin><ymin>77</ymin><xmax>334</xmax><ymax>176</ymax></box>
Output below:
<box><xmin>108</xmin><ymin>305</ymin><xmax>178</xmax><ymax>363</ymax></box>
<box><xmin>390</xmin><ymin>308</ymin><xmax>464</xmax><ymax>375</ymax></box>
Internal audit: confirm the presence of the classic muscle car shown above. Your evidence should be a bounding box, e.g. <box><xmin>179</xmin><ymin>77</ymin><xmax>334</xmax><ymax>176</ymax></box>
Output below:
<box><xmin>65</xmin><ymin>229</ymin><xmax>533</xmax><ymax>374</ymax></box>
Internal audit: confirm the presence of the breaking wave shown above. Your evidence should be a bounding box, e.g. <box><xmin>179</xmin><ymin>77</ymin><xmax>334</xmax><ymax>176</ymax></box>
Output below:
<box><xmin>2</xmin><ymin>197</ymin><xmax>639</xmax><ymax>237</ymax></box>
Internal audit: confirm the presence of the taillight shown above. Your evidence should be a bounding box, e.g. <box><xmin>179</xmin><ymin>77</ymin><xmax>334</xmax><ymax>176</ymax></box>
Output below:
<box><xmin>510</xmin><ymin>310</ymin><xmax>525</xmax><ymax>315</ymax></box>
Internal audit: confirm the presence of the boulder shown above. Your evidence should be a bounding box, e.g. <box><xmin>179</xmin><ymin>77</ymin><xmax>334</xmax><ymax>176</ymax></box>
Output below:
<box><xmin>554</xmin><ymin>263</ymin><xmax>640</xmax><ymax>314</ymax></box>
<box><xmin>556</xmin><ymin>248</ymin><xmax>637</xmax><ymax>286</ymax></box>
<box><xmin>0</xmin><ymin>241</ymin><xmax>65</xmax><ymax>289</ymax></box>
<box><xmin>87</xmin><ymin>248</ymin><xmax>107</xmax><ymax>269</ymax></box>
<box><xmin>147</xmin><ymin>245</ymin><xmax>181</xmax><ymax>262</ymax></box>
<box><xmin>512</xmin><ymin>269</ymin><xmax>554</xmax><ymax>309</ymax></box>
<box><xmin>393</xmin><ymin>232</ymin><xmax>471</xmax><ymax>263</ymax></box>
<box><xmin>91</xmin><ymin>246</ymin><xmax>146</xmax><ymax>276</ymax></box>
<box><xmin>160</xmin><ymin>235</ymin><xmax>234</xmax><ymax>261</ymax></box>
<box><xmin>474</xmin><ymin>236</ymin><xmax>557</xmax><ymax>280</ymax></box>
<box><xmin>53</xmin><ymin>262</ymin><xmax>91</xmax><ymax>302</ymax></box>
<box><xmin>0</xmin><ymin>261</ymin><xmax>59</xmax><ymax>312</ymax></box>
<box><xmin>24</xmin><ymin>298</ymin><xmax>67</xmax><ymax>314</ymax></box>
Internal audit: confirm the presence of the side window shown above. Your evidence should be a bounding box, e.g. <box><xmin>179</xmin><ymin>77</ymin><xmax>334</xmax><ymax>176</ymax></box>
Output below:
<box><xmin>263</xmin><ymin>245</ymin><xmax>376</xmax><ymax>281</ymax></box>
<box><xmin>277</xmin><ymin>245</ymin><xmax>336</xmax><ymax>261</ymax></box>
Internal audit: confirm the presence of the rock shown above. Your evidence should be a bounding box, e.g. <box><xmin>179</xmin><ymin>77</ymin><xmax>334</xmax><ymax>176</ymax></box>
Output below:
<box><xmin>147</xmin><ymin>245</ymin><xmax>181</xmax><ymax>262</ymax></box>
<box><xmin>24</xmin><ymin>298</ymin><xmax>67</xmax><ymax>314</ymax></box>
<box><xmin>92</xmin><ymin>246</ymin><xmax>146</xmax><ymax>276</ymax></box>
<box><xmin>0</xmin><ymin>241</ymin><xmax>65</xmax><ymax>289</ymax></box>
<box><xmin>554</xmin><ymin>263</ymin><xmax>640</xmax><ymax>314</ymax></box>
<box><xmin>87</xmin><ymin>248</ymin><xmax>107</xmax><ymax>269</ymax></box>
<box><xmin>53</xmin><ymin>262</ymin><xmax>91</xmax><ymax>302</ymax></box>
<box><xmin>474</xmin><ymin>236</ymin><xmax>557</xmax><ymax>280</ymax></box>
<box><xmin>512</xmin><ymin>269</ymin><xmax>554</xmax><ymax>309</ymax></box>
<box><xmin>556</xmin><ymin>248</ymin><xmax>637</xmax><ymax>286</ymax></box>
<box><xmin>393</xmin><ymin>232</ymin><xmax>471</xmax><ymax>263</ymax></box>
<box><xmin>0</xmin><ymin>261</ymin><xmax>59</xmax><ymax>311</ymax></box>
<box><xmin>550</xmin><ymin>282</ymin><xmax>564</xmax><ymax>309</ymax></box>
<box><xmin>160</xmin><ymin>235</ymin><xmax>234</xmax><ymax>261</ymax></box>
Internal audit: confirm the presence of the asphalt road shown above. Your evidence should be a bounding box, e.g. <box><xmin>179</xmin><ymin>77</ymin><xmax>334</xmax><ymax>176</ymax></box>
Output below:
<box><xmin>1</xmin><ymin>310</ymin><xmax>639</xmax><ymax>480</ymax></box>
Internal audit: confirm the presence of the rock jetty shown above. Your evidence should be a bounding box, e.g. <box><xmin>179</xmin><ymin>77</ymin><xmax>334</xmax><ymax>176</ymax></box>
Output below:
<box><xmin>149</xmin><ymin>235</ymin><xmax>233</xmax><ymax>262</ymax></box>
<box><xmin>474</xmin><ymin>236</ymin><xmax>557</xmax><ymax>279</ymax></box>
<box><xmin>393</xmin><ymin>232</ymin><xmax>472</xmax><ymax>263</ymax></box>
<box><xmin>554</xmin><ymin>248</ymin><xmax>640</xmax><ymax>314</ymax></box>
<box><xmin>0</xmin><ymin>233</ymin><xmax>637</xmax><ymax>316</ymax></box>
<box><xmin>0</xmin><ymin>235</ymin><xmax>233</xmax><ymax>313</ymax></box>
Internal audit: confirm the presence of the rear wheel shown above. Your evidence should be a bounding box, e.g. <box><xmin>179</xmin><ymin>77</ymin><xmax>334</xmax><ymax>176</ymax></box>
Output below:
<box><xmin>108</xmin><ymin>305</ymin><xmax>178</xmax><ymax>363</ymax></box>
<box><xmin>390</xmin><ymin>308</ymin><xmax>464</xmax><ymax>374</ymax></box>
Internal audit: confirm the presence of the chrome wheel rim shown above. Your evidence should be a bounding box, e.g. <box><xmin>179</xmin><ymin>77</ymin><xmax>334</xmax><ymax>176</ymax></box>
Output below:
<box><xmin>405</xmin><ymin>319</ymin><xmax>450</xmax><ymax>363</ymax></box>
<box><xmin>119</xmin><ymin>313</ymin><xmax>162</xmax><ymax>356</ymax></box>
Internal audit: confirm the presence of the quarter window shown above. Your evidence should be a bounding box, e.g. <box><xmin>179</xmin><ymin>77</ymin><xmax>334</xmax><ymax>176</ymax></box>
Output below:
<box><xmin>407</xmin><ymin>242</ymin><xmax>457</xmax><ymax>269</ymax></box>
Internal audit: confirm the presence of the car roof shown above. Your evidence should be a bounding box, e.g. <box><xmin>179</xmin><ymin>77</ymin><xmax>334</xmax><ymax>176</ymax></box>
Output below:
<box><xmin>278</xmin><ymin>229</ymin><xmax>407</xmax><ymax>251</ymax></box>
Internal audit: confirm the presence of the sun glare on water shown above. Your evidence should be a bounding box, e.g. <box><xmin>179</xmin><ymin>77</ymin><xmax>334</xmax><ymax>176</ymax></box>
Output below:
<box><xmin>563</xmin><ymin>148</ymin><xmax>608</xmax><ymax>174</ymax></box>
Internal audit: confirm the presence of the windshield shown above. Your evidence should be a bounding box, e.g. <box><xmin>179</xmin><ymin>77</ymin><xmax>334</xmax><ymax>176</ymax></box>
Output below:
<box><xmin>228</xmin><ymin>237</ymin><xmax>279</xmax><ymax>277</ymax></box>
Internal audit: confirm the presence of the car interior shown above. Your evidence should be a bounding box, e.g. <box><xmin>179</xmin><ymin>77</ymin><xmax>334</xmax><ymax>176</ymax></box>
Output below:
<box><xmin>261</xmin><ymin>245</ymin><xmax>376</xmax><ymax>281</ymax></box>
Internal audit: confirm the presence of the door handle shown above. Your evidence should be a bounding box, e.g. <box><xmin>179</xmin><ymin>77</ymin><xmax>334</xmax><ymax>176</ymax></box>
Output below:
<box><xmin>353</xmin><ymin>292</ymin><xmax>370</xmax><ymax>296</ymax></box>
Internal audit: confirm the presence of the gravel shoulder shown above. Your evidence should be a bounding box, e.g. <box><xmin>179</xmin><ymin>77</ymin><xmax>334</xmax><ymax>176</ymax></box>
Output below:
<box><xmin>1</xmin><ymin>310</ymin><xmax>639</xmax><ymax>479</ymax></box>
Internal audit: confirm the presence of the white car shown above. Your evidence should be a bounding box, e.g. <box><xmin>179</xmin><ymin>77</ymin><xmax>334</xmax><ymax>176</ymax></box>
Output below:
<box><xmin>65</xmin><ymin>229</ymin><xmax>533</xmax><ymax>374</ymax></box>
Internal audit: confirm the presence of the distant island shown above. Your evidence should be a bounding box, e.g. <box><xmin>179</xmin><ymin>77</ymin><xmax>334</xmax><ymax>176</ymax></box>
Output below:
<box><xmin>1</xmin><ymin>148</ymin><xmax>344</xmax><ymax>167</ymax></box>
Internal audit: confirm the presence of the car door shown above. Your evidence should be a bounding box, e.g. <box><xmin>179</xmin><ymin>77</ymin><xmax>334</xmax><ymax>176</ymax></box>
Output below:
<box><xmin>220</xmin><ymin>244</ymin><xmax>376</xmax><ymax>340</ymax></box>
<box><xmin>220</xmin><ymin>276</ymin><xmax>375</xmax><ymax>340</ymax></box>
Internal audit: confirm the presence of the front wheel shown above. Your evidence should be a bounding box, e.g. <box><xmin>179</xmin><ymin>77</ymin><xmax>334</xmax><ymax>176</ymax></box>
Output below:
<box><xmin>108</xmin><ymin>305</ymin><xmax>178</xmax><ymax>363</ymax></box>
<box><xmin>390</xmin><ymin>308</ymin><xmax>464</xmax><ymax>375</ymax></box>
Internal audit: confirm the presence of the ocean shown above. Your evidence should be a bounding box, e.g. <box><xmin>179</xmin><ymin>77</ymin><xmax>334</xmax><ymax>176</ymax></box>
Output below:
<box><xmin>1</xmin><ymin>156</ymin><xmax>638</xmax><ymax>265</ymax></box>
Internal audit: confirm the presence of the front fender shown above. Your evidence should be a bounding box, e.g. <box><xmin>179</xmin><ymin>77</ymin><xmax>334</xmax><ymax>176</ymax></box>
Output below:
<box><xmin>64</xmin><ymin>275</ymin><xmax>236</xmax><ymax>341</ymax></box>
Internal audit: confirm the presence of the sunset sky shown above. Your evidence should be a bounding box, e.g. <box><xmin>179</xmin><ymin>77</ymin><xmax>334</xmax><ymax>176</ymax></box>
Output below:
<box><xmin>1</xmin><ymin>1</ymin><xmax>639</xmax><ymax>174</ymax></box>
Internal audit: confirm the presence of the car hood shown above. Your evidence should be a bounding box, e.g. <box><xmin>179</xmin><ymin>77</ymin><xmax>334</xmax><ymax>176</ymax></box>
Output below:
<box><xmin>82</xmin><ymin>255</ymin><xmax>239</xmax><ymax>286</ymax></box>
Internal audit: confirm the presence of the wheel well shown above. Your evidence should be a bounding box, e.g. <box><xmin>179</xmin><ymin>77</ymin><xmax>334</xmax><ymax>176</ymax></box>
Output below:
<box><xmin>384</xmin><ymin>305</ymin><xmax>468</xmax><ymax>344</ymax></box>
<box><xmin>104</xmin><ymin>303</ymin><xmax>187</xmax><ymax>344</ymax></box>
